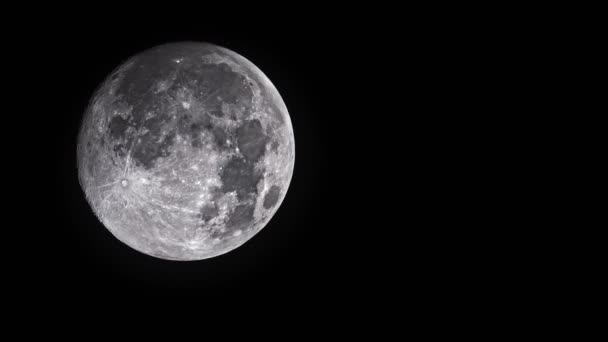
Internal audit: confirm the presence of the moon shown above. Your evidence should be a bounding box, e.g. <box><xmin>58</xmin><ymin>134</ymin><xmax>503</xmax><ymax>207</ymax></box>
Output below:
<box><xmin>77</xmin><ymin>42</ymin><xmax>295</xmax><ymax>261</ymax></box>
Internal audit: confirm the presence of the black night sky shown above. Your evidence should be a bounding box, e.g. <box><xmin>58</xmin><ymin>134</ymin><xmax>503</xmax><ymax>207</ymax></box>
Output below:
<box><xmin>2</xmin><ymin>5</ymin><xmax>557</xmax><ymax>332</ymax></box>
<box><xmin>6</xmin><ymin>11</ymin><xmax>467</xmax><ymax>311</ymax></box>
<box><xmin>6</xmin><ymin>16</ymin><xmax>404</xmax><ymax>304</ymax></box>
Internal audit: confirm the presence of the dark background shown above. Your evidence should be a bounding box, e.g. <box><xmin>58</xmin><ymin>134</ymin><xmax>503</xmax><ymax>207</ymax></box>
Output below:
<box><xmin>7</xmin><ymin>10</ymin><xmax>522</xmax><ymax>312</ymax></box>
<box><xmin>9</xmin><ymin>14</ymin><xmax>414</xmax><ymax>306</ymax></box>
<box><xmin>8</xmin><ymin>8</ymin><xmax>523</xmax><ymax>311</ymax></box>
<box><xmin>3</xmin><ymin>5</ymin><xmax>580</xmax><ymax>332</ymax></box>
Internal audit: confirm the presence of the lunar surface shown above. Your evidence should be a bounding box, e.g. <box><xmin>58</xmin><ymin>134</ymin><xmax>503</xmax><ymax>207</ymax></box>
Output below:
<box><xmin>77</xmin><ymin>42</ymin><xmax>295</xmax><ymax>260</ymax></box>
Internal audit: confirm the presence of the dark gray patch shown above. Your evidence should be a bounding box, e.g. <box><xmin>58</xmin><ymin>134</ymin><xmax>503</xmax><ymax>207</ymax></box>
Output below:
<box><xmin>103</xmin><ymin>93</ymin><xmax>179</xmax><ymax>170</ymax></box>
<box><xmin>189</xmin><ymin>122</ymin><xmax>202</xmax><ymax>136</ymax></box>
<box><xmin>218</xmin><ymin>62</ymin><xmax>231</xmax><ymax>72</ymax></box>
<box><xmin>174</xmin><ymin>62</ymin><xmax>254</xmax><ymax>120</ymax></box>
<box><xmin>112</xmin><ymin>143</ymin><xmax>127</xmax><ymax>158</ymax></box>
<box><xmin>220</xmin><ymin>157</ymin><xmax>262</xmax><ymax>200</ymax></box>
<box><xmin>270</xmin><ymin>140</ymin><xmax>280</xmax><ymax>153</ymax></box>
<box><xmin>191</xmin><ymin>137</ymin><xmax>202</xmax><ymax>148</ymax></box>
<box><xmin>236</xmin><ymin>119</ymin><xmax>268</xmax><ymax>162</ymax></box>
<box><xmin>110</xmin><ymin>44</ymin><xmax>256</xmax><ymax>129</ymax></box>
<box><xmin>226</xmin><ymin>204</ymin><xmax>255</xmax><ymax>231</ymax></box>
<box><xmin>114</xmin><ymin>48</ymin><xmax>183</xmax><ymax>118</ymax></box>
<box><xmin>199</xmin><ymin>204</ymin><xmax>218</xmax><ymax>222</ymax></box>
<box><xmin>102</xmin><ymin>45</ymin><xmax>261</xmax><ymax>172</ymax></box>
<box><xmin>175</xmin><ymin>111</ymin><xmax>193</xmax><ymax>133</ymax></box>
<box><xmin>131</xmin><ymin>132</ymin><xmax>175</xmax><ymax>169</ymax></box>
<box><xmin>118</xmin><ymin>87</ymin><xmax>172</xmax><ymax>127</ymax></box>
<box><xmin>108</xmin><ymin>116</ymin><xmax>129</xmax><ymax>140</ymax></box>
<box><xmin>209</xmin><ymin>229</ymin><xmax>225</xmax><ymax>239</ymax></box>
<box><xmin>174</xmin><ymin>106</ymin><xmax>235</xmax><ymax>151</ymax></box>
<box><xmin>263</xmin><ymin>185</ymin><xmax>281</xmax><ymax>210</ymax></box>
<box><xmin>190</xmin><ymin>121</ymin><xmax>212</xmax><ymax>147</ymax></box>
<box><xmin>125</xmin><ymin>104</ymin><xmax>180</xmax><ymax>169</ymax></box>
<box><xmin>210</xmin><ymin>109</ymin><xmax>224</xmax><ymax>118</ymax></box>
<box><xmin>175</xmin><ymin>110</ymin><xmax>211</xmax><ymax>146</ymax></box>
<box><xmin>211</xmin><ymin>125</ymin><xmax>230</xmax><ymax>150</ymax></box>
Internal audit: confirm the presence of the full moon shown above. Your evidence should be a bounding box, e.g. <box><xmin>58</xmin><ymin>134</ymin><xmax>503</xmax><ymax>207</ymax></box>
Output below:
<box><xmin>77</xmin><ymin>42</ymin><xmax>295</xmax><ymax>260</ymax></box>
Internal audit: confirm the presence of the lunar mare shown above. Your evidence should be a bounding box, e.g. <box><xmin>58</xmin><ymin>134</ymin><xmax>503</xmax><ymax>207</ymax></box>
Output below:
<box><xmin>77</xmin><ymin>42</ymin><xmax>295</xmax><ymax>260</ymax></box>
